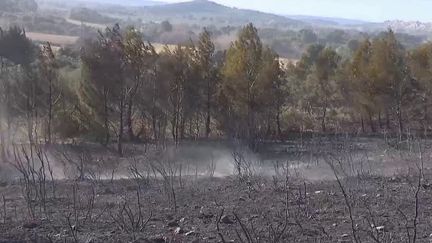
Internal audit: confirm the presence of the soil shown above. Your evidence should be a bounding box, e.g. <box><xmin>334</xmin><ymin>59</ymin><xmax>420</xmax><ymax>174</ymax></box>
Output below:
<box><xmin>1</xmin><ymin>137</ymin><xmax>432</xmax><ymax>242</ymax></box>
<box><xmin>1</xmin><ymin>171</ymin><xmax>432</xmax><ymax>243</ymax></box>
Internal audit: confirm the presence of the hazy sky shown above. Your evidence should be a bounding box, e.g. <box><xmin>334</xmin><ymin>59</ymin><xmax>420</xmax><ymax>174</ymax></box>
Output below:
<box><xmin>163</xmin><ymin>0</ymin><xmax>432</xmax><ymax>22</ymax></box>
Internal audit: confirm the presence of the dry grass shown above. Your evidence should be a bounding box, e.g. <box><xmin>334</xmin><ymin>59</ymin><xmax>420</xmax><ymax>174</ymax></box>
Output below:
<box><xmin>152</xmin><ymin>43</ymin><xmax>177</xmax><ymax>53</ymax></box>
<box><xmin>27</xmin><ymin>32</ymin><xmax>79</xmax><ymax>46</ymax></box>
<box><xmin>65</xmin><ymin>18</ymin><xmax>107</xmax><ymax>30</ymax></box>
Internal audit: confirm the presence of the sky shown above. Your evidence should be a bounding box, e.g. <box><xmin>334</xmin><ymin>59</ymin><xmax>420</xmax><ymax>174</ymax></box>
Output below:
<box><xmin>163</xmin><ymin>0</ymin><xmax>432</xmax><ymax>22</ymax></box>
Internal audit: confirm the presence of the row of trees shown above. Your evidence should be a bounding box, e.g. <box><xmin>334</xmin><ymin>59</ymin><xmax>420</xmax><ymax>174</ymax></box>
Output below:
<box><xmin>288</xmin><ymin>29</ymin><xmax>425</xmax><ymax>137</ymax></box>
<box><xmin>1</xmin><ymin>23</ymin><xmax>432</xmax><ymax>154</ymax></box>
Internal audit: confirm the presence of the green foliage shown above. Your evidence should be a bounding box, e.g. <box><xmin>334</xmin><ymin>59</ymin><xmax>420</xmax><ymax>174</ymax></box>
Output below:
<box><xmin>4</xmin><ymin>21</ymin><xmax>432</xmax><ymax>146</ymax></box>
<box><xmin>0</xmin><ymin>26</ymin><xmax>36</xmax><ymax>66</ymax></box>
<box><xmin>220</xmin><ymin>23</ymin><xmax>285</xmax><ymax>140</ymax></box>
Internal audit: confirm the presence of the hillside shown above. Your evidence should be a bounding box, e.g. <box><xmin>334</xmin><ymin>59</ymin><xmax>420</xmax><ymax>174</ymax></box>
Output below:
<box><xmin>0</xmin><ymin>0</ymin><xmax>38</xmax><ymax>12</ymax></box>
<box><xmin>84</xmin><ymin>0</ymin><xmax>164</xmax><ymax>6</ymax></box>
<box><xmin>287</xmin><ymin>15</ymin><xmax>370</xmax><ymax>27</ymax></box>
<box><xmin>139</xmin><ymin>0</ymin><xmax>307</xmax><ymax>28</ymax></box>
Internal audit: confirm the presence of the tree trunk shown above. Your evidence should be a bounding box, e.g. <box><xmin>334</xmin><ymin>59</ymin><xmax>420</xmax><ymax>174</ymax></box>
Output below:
<box><xmin>151</xmin><ymin>75</ymin><xmax>158</xmax><ymax>142</ymax></box>
<box><xmin>180</xmin><ymin>113</ymin><xmax>185</xmax><ymax>140</ymax></box>
<box><xmin>321</xmin><ymin>106</ymin><xmax>327</xmax><ymax>133</ymax></box>
<box><xmin>103</xmin><ymin>90</ymin><xmax>110</xmax><ymax>146</ymax></box>
<box><xmin>397</xmin><ymin>102</ymin><xmax>403</xmax><ymax>140</ymax></box>
<box><xmin>276</xmin><ymin>110</ymin><xmax>282</xmax><ymax>140</ymax></box>
<box><xmin>378</xmin><ymin>111</ymin><xmax>383</xmax><ymax>129</ymax></box>
<box><xmin>368</xmin><ymin>112</ymin><xmax>376</xmax><ymax>133</ymax></box>
<box><xmin>361</xmin><ymin>117</ymin><xmax>365</xmax><ymax>134</ymax></box>
<box><xmin>385</xmin><ymin>110</ymin><xmax>390</xmax><ymax>130</ymax></box>
<box><xmin>47</xmin><ymin>75</ymin><xmax>53</xmax><ymax>144</ymax></box>
<box><xmin>171</xmin><ymin>114</ymin><xmax>177</xmax><ymax>144</ymax></box>
<box><xmin>188</xmin><ymin>117</ymin><xmax>193</xmax><ymax>138</ymax></box>
<box><xmin>0</xmin><ymin>57</ymin><xmax>5</xmax><ymax>158</ymax></box>
<box><xmin>205</xmin><ymin>83</ymin><xmax>211</xmax><ymax>138</ymax></box>
<box><xmin>118</xmin><ymin>86</ymin><xmax>125</xmax><ymax>156</ymax></box>
<box><xmin>126</xmin><ymin>97</ymin><xmax>134</xmax><ymax>141</ymax></box>
<box><xmin>152</xmin><ymin>108</ymin><xmax>157</xmax><ymax>142</ymax></box>
<box><xmin>423</xmin><ymin>97</ymin><xmax>428</xmax><ymax>137</ymax></box>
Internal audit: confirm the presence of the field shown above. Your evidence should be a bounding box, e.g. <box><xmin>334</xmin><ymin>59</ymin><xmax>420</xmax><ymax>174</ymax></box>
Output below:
<box><xmin>65</xmin><ymin>18</ymin><xmax>107</xmax><ymax>30</ymax></box>
<box><xmin>27</xmin><ymin>32</ymin><xmax>79</xmax><ymax>46</ymax></box>
<box><xmin>25</xmin><ymin>30</ymin><xmax>180</xmax><ymax>55</ymax></box>
<box><xmin>0</xmin><ymin>137</ymin><xmax>431</xmax><ymax>242</ymax></box>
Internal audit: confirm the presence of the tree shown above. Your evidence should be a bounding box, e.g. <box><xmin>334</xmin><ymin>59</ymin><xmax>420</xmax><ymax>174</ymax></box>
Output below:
<box><xmin>292</xmin><ymin>44</ymin><xmax>340</xmax><ymax>132</ymax></box>
<box><xmin>160</xmin><ymin>20</ymin><xmax>173</xmax><ymax>32</ymax></box>
<box><xmin>409</xmin><ymin>43</ymin><xmax>432</xmax><ymax>135</ymax></box>
<box><xmin>308</xmin><ymin>47</ymin><xmax>341</xmax><ymax>132</ymax></box>
<box><xmin>349</xmin><ymin>38</ymin><xmax>379</xmax><ymax>132</ymax></box>
<box><xmin>157</xmin><ymin>45</ymin><xmax>194</xmax><ymax>144</ymax></box>
<box><xmin>0</xmin><ymin>27</ymin><xmax>37</xmax><ymax>144</ymax></box>
<box><xmin>299</xmin><ymin>29</ymin><xmax>318</xmax><ymax>44</ymax></box>
<box><xmin>196</xmin><ymin>28</ymin><xmax>217</xmax><ymax>138</ymax></box>
<box><xmin>219</xmin><ymin>23</ymin><xmax>282</xmax><ymax>145</ymax></box>
<box><xmin>39</xmin><ymin>42</ymin><xmax>60</xmax><ymax>144</ymax></box>
<box><xmin>123</xmin><ymin>27</ymin><xmax>157</xmax><ymax>141</ymax></box>
<box><xmin>257</xmin><ymin>48</ymin><xmax>285</xmax><ymax>138</ymax></box>
<box><xmin>370</xmin><ymin>29</ymin><xmax>412</xmax><ymax>137</ymax></box>
<box><xmin>0</xmin><ymin>26</ymin><xmax>35</xmax><ymax>66</ymax></box>
<box><xmin>220</xmin><ymin>23</ymin><xmax>262</xmax><ymax>141</ymax></box>
<box><xmin>80</xmin><ymin>24</ymin><xmax>126</xmax><ymax>154</ymax></box>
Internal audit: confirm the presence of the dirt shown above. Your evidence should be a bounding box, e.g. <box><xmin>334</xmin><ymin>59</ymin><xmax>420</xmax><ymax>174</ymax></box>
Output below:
<box><xmin>0</xmin><ymin>170</ymin><xmax>432</xmax><ymax>243</ymax></box>
<box><xmin>1</xmin><ymin>137</ymin><xmax>431</xmax><ymax>242</ymax></box>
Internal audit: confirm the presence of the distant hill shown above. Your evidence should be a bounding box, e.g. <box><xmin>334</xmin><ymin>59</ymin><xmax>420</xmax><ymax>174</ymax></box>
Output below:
<box><xmin>0</xmin><ymin>0</ymin><xmax>38</xmax><ymax>12</ymax></box>
<box><xmin>70</xmin><ymin>7</ymin><xmax>119</xmax><ymax>24</ymax></box>
<box><xmin>83</xmin><ymin>0</ymin><xmax>164</xmax><ymax>6</ymax></box>
<box><xmin>139</xmin><ymin>0</ymin><xmax>307</xmax><ymax>28</ymax></box>
<box><xmin>36</xmin><ymin>0</ymin><xmax>164</xmax><ymax>9</ymax></box>
<box><xmin>287</xmin><ymin>15</ymin><xmax>370</xmax><ymax>26</ymax></box>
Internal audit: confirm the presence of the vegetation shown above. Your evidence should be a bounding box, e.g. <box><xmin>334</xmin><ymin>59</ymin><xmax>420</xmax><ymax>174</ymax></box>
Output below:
<box><xmin>0</xmin><ymin>0</ymin><xmax>38</xmax><ymax>13</ymax></box>
<box><xmin>69</xmin><ymin>8</ymin><xmax>119</xmax><ymax>24</ymax></box>
<box><xmin>1</xmin><ymin>3</ymin><xmax>432</xmax><ymax>242</ymax></box>
<box><xmin>1</xmin><ymin>22</ymin><xmax>432</xmax><ymax>154</ymax></box>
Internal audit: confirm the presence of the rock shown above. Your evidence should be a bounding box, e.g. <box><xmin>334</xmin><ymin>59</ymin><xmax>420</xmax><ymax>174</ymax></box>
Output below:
<box><xmin>199</xmin><ymin>207</ymin><xmax>214</xmax><ymax>219</ymax></box>
<box><xmin>422</xmin><ymin>183</ymin><xmax>432</xmax><ymax>189</ymax></box>
<box><xmin>23</xmin><ymin>221</ymin><xmax>39</xmax><ymax>229</ymax></box>
<box><xmin>341</xmin><ymin>234</ymin><xmax>350</xmax><ymax>238</ymax></box>
<box><xmin>179</xmin><ymin>217</ymin><xmax>186</xmax><ymax>223</ymax></box>
<box><xmin>221</xmin><ymin>215</ymin><xmax>234</xmax><ymax>224</ymax></box>
<box><xmin>375</xmin><ymin>226</ymin><xmax>385</xmax><ymax>232</ymax></box>
<box><xmin>185</xmin><ymin>231</ymin><xmax>197</xmax><ymax>236</ymax></box>
<box><xmin>174</xmin><ymin>227</ymin><xmax>184</xmax><ymax>234</ymax></box>
<box><xmin>167</xmin><ymin>220</ymin><xmax>179</xmax><ymax>227</ymax></box>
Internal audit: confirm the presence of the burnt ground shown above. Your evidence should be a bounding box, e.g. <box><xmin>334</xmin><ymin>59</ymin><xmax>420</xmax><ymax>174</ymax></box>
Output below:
<box><xmin>1</xmin><ymin>170</ymin><xmax>432</xmax><ymax>243</ymax></box>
